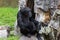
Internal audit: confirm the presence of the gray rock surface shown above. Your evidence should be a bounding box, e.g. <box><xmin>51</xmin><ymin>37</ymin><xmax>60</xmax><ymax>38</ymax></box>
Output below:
<box><xmin>0</xmin><ymin>26</ymin><xmax>10</xmax><ymax>38</ymax></box>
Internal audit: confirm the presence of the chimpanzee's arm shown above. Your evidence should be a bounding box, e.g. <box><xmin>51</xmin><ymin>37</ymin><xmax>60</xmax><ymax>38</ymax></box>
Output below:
<box><xmin>17</xmin><ymin>11</ymin><xmax>21</xmax><ymax>19</ymax></box>
<box><xmin>29</xmin><ymin>17</ymin><xmax>39</xmax><ymax>25</ymax></box>
<box><xmin>29</xmin><ymin>17</ymin><xmax>42</xmax><ymax>32</ymax></box>
<box><xmin>17</xmin><ymin>11</ymin><xmax>26</xmax><ymax>29</ymax></box>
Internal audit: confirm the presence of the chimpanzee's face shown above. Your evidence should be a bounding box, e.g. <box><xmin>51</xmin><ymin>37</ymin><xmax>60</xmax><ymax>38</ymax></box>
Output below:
<box><xmin>20</xmin><ymin>7</ymin><xmax>32</xmax><ymax>17</ymax></box>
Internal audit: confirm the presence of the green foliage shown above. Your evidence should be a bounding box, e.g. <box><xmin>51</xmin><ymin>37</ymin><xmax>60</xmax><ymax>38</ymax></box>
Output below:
<box><xmin>0</xmin><ymin>36</ymin><xmax>19</xmax><ymax>40</ymax></box>
<box><xmin>7</xmin><ymin>36</ymin><xmax>19</xmax><ymax>40</ymax></box>
<box><xmin>0</xmin><ymin>7</ymin><xmax>18</xmax><ymax>27</ymax></box>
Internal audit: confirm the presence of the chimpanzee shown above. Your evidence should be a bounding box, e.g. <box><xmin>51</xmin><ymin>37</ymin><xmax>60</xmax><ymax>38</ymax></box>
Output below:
<box><xmin>17</xmin><ymin>7</ymin><xmax>39</xmax><ymax>37</ymax></box>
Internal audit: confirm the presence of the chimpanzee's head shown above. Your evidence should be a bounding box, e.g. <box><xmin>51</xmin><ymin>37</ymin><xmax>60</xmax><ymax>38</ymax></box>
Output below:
<box><xmin>20</xmin><ymin>7</ymin><xmax>32</xmax><ymax>17</ymax></box>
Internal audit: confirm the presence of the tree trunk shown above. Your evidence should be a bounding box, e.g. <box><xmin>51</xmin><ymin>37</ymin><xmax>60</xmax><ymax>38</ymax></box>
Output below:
<box><xmin>26</xmin><ymin>0</ymin><xmax>35</xmax><ymax>18</ymax></box>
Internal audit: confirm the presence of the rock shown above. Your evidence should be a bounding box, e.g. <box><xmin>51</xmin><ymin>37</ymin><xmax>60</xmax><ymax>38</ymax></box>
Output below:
<box><xmin>19</xmin><ymin>36</ymin><xmax>38</xmax><ymax>40</ymax></box>
<box><xmin>0</xmin><ymin>26</ymin><xmax>10</xmax><ymax>38</ymax></box>
<box><xmin>0</xmin><ymin>30</ymin><xmax>8</xmax><ymax>38</ymax></box>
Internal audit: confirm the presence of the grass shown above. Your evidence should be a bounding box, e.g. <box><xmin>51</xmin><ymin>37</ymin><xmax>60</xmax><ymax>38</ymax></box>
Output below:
<box><xmin>0</xmin><ymin>7</ymin><xmax>18</xmax><ymax>27</ymax></box>
<box><xmin>0</xmin><ymin>7</ymin><xmax>19</xmax><ymax>40</ymax></box>
<box><xmin>0</xmin><ymin>36</ymin><xmax>19</xmax><ymax>40</ymax></box>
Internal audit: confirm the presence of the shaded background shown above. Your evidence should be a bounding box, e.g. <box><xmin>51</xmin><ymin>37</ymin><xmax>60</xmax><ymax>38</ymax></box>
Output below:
<box><xmin>0</xmin><ymin>0</ymin><xmax>18</xmax><ymax>7</ymax></box>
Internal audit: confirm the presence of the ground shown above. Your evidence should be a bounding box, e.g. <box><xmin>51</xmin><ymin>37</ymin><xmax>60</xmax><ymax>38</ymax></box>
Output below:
<box><xmin>0</xmin><ymin>7</ymin><xmax>19</xmax><ymax>40</ymax></box>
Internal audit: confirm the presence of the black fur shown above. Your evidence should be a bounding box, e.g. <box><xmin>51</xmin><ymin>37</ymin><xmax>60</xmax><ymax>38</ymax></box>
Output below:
<box><xmin>17</xmin><ymin>7</ymin><xmax>39</xmax><ymax>37</ymax></box>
